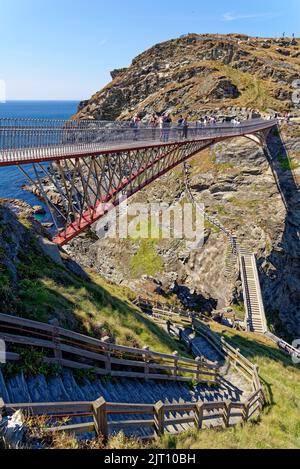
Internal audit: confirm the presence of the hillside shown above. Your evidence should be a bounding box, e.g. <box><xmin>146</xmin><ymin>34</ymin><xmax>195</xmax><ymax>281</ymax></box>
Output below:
<box><xmin>0</xmin><ymin>200</ymin><xmax>184</xmax><ymax>354</ymax></box>
<box><xmin>153</xmin><ymin>324</ymin><xmax>300</xmax><ymax>449</ymax></box>
<box><xmin>68</xmin><ymin>121</ymin><xmax>300</xmax><ymax>341</ymax></box>
<box><xmin>75</xmin><ymin>33</ymin><xmax>300</xmax><ymax>121</ymax></box>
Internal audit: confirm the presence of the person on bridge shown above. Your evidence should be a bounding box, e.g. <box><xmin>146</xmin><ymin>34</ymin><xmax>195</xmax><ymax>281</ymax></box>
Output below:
<box><xmin>162</xmin><ymin>114</ymin><xmax>172</xmax><ymax>142</ymax></box>
<box><xmin>149</xmin><ymin>113</ymin><xmax>158</xmax><ymax>140</ymax></box>
<box><xmin>177</xmin><ymin>115</ymin><xmax>184</xmax><ymax>138</ymax></box>
<box><xmin>182</xmin><ymin>117</ymin><xmax>189</xmax><ymax>139</ymax></box>
<box><xmin>131</xmin><ymin>115</ymin><xmax>140</xmax><ymax>140</ymax></box>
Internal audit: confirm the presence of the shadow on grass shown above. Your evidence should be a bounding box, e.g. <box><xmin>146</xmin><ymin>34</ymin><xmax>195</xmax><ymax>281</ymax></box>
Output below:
<box><xmin>258</xmin><ymin>126</ymin><xmax>300</xmax><ymax>341</ymax></box>
<box><xmin>216</xmin><ymin>326</ymin><xmax>300</xmax><ymax>407</ymax></box>
<box><xmin>0</xmin><ymin>207</ymin><xmax>186</xmax><ymax>355</ymax></box>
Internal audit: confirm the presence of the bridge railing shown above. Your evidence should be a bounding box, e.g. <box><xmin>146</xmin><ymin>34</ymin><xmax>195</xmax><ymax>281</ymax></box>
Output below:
<box><xmin>0</xmin><ymin>118</ymin><xmax>277</xmax><ymax>163</ymax></box>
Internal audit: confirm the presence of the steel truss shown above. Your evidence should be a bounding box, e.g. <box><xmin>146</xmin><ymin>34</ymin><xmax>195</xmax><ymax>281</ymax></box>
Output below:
<box><xmin>20</xmin><ymin>140</ymin><xmax>215</xmax><ymax>245</ymax></box>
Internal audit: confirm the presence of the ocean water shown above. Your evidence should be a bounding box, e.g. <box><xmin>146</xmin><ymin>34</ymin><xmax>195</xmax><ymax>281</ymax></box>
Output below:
<box><xmin>0</xmin><ymin>101</ymin><xmax>79</xmax><ymax>213</ymax></box>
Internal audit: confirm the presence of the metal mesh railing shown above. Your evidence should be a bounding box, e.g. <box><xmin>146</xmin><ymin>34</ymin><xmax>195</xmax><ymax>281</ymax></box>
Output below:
<box><xmin>0</xmin><ymin>118</ymin><xmax>277</xmax><ymax>164</ymax></box>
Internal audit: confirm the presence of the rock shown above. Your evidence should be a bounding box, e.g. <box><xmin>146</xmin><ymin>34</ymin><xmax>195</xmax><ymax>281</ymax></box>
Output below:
<box><xmin>77</xmin><ymin>100</ymin><xmax>89</xmax><ymax>112</ymax></box>
<box><xmin>208</xmin><ymin>79</ymin><xmax>239</xmax><ymax>100</ymax></box>
<box><xmin>62</xmin><ymin>257</ymin><xmax>90</xmax><ymax>280</ymax></box>
<box><xmin>32</xmin><ymin>205</ymin><xmax>46</xmax><ymax>215</ymax></box>
<box><xmin>74</xmin><ymin>34</ymin><xmax>300</xmax><ymax>121</ymax></box>
<box><xmin>0</xmin><ymin>410</ymin><xmax>25</xmax><ymax>449</ymax></box>
<box><xmin>110</xmin><ymin>68</ymin><xmax>128</xmax><ymax>79</ymax></box>
<box><xmin>37</xmin><ymin>236</ymin><xmax>63</xmax><ymax>266</ymax></box>
<box><xmin>41</xmin><ymin>222</ymin><xmax>54</xmax><ymax>229</ymax></box>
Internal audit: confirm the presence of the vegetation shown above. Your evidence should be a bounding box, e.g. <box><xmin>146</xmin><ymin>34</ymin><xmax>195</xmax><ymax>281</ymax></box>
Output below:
<box><xmin>220</xmin><ymin>66</ymin><xmax>277</xmax><ymax>111</ymax></box>
<box><xmin>277</xmin><ymin>153</ymin><xmax>300</xmax><ymax>171</ymax></box>
<box><xmin>0</xmin><ymin>208</ymin><xmax>184</xmax><ymax>357</ymax></box>
<box><xmin>130</xmin><ymin>239</ymin><xmax>164</xmax><ymax>278</ymax></box>
<box><xmin>155</xmin><ymin>325</ymin><xmax>300</xmax><ymax>449</ymax></box>
<box><xmin>2</xmin><ymin>347</ymin><xmax>62</xmax><ymax>380</ymax></box>
<box><xmin>230</xmin><ymin>302</ymin><xmax>245</xmax><ymax>320</ymax></box>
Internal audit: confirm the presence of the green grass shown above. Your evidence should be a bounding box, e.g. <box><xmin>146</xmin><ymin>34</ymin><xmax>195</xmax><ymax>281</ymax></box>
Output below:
<box><xmin>204</xmin><ymin>219</ymin><xmax>220</xmax><ymax>233</ymax></box>
<box><xmin>220</xmin><ymin>66</ymin><xmax>277</xmax><ymax>111</ymax></box>
<box><xmin>228</xmin><ymin>196</ymin><xmax>260</xmax><ymax>210</ymax></box>
<box><xmin>230</xmin><ymin>302</ymin><xmax>245</xmax><ymax>320</ymax></box>
<box><xmin>155</xmin><ymin>325</ymin><xmax>300</xmax><ymax>449</ymax></box>
<box><xmin>130</xmin><ymin>239</ymin><xmax>164</xmax><ymax>278</ymax></box>
<box><xmin>0</xmin><ymin>208</ymin><xmax>183</xmax><ymax>356</ymax></box>
<box><xmin>215</xmin><ymin>162</ymin><xmax>235</xmax><ymax>172</ymax></box>
<box><xmin>215</xmin><ymin>205</ymin><xmax>229</xmax><ymax>216</ymax></box>
<box><xmin>277</xmin><ymin>153</ymin><xmax>300</xmax><ymax>171</ymax></box>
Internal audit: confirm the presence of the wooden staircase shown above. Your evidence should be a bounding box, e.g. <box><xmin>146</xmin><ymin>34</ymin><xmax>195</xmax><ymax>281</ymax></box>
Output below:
<box><xmin>238</xmin><ymin>246</ymin><xmax>267</xmax><ymax>334</ymax></box>
<box><xmin>183</xmin><ymin>167</ymin><xmax>267</xmax><ymax>334</ymax></box>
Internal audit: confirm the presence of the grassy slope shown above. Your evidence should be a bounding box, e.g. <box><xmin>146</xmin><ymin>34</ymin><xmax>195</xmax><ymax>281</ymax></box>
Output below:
<box><xmin>157</xmin><ymin>324</ymin><xmax>300</xmax><ymax>449</ymax></box>
<box><xmin>0</xmin><ymin>207</ymin><xmax>184</xmax><ymax>355</ymax></box>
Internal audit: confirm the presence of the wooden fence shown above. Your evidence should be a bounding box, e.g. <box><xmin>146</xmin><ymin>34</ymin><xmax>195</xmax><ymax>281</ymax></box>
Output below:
<box><xmin>0</xmin><ymin>313</ymin><xmax>218</xmax><ymax>384</ymax></box>
<box><xmin>0</xmin><ymin>388</ymin><xmax>264</xmax><ymax>440</ymax></box>
<box><xmin>0</xmin><ymin>314</ymin><xmax>266</xmax><ymax>440</ymax></box>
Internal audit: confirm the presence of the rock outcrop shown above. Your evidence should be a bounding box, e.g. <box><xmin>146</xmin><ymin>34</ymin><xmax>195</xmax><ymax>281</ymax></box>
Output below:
<box><xmin>67</xmin><ymin>124</ymin><xmax>300</xmax><ymax>340</ymax></box>
<box><xmin>74</xmin><ymin>34</ymin><xmax>300</xmax><ymax>121</ymax></box>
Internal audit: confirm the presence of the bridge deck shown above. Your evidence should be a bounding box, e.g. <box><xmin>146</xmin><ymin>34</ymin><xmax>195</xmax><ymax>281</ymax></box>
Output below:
<box><xmin>0</xmin><ymin>118</ymin><xmax>276</xmax><ymax>166</ymax></box>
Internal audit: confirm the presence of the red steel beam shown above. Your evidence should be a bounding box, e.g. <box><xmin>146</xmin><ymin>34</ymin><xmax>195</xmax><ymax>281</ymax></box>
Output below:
<box><xmin>53</xmin><ymin>140</ymin><xmax>214</xmax><ymax>245</ymax></box>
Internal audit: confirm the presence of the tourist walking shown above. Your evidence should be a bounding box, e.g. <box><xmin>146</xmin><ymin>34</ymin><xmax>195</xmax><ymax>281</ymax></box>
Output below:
<box><xmin>131</xmin><ymin>115</ymin><xmax>140</xmax><ymax>141</ymax></box>
<box><xmin>177</xmin><ymin>115</ymin><xmax>184</xmax><ymax>138</ymax></box>
<box><xmin>162</xmin><ymin>114</ymin><xmax>172</xmax><ymax>142</ymax></box>
<box><xmin>149</xmin><ymin>113</ymin><xmax>158</xmax><ymax>140</ymax></box>
<box><xmin>182</xmin><ymin>117</ymin><xmax>189</xmax><ymax>139</ymax></box>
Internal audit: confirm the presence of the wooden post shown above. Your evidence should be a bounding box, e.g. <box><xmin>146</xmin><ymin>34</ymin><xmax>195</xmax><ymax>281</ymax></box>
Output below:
<box><xmin>102</xmin><ymin>336</ymin><xmax>111</xmax><ymax>373</ymax></box>
<box><xmin>93</xmin><ymin>397</ymin><xmax>108</xmax><ymax>439</ymax></box>
<box><xmin>154</xmin><ymin>401</ymin><xmax>164</xmax><ymax>436</ymax></box>
<box><xmin>195</xmin><ymin>356</ymin><xmax>202</xmax><ymax>381</ymax></box>
<box><xmin>143</xmin><ymin>346</ymin><xmax>150</xmax><ymax>379</ymax></box>
<box><xmin>194</xmin><ymin>402</ymin><xmax>204</xmax><ymax>429</ymax></box>
<box><xmin>172</xmin><ymin>351</ymin><xmax>179</xmax><ymax>379</ymax></box>
<box><xmin>0</xmin><ymin>398</ymin><xmax>4</xmax><ymax>419</ymax></box>
<box><xmin>224</xmin><ymin>399</ymin><xmax>231</xmax><ymax>428</ymax></box>
<box><xmin>49</xmin><ymin>319</ymin><xmax>62</xmax><ymax>361</ymax></box>
<box><xmin>220</xmin><ymin>336</ymin><xmax>226</xmax><ymax>351</ymax></box>
<box><xmin>243</xmin><ymin>402</ymin><xmax>250</xmax><ymax>422</ymax></box>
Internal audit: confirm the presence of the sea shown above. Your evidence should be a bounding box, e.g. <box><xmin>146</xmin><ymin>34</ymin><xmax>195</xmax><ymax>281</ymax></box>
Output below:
<box><xmin>0</xmin><ymin>100</ymin><xmax>79</xmax><ymax>220</ymax></box>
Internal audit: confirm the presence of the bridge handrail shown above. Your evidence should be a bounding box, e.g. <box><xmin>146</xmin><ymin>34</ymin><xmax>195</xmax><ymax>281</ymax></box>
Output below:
<box><xmin>265</xmin><ymin>331</ymin><xmax>300</xmax><ymax>360</ymax></box>
<box><xmin>0</xmin><ymin>119</ymin><xmax>277</xmax><ymax>159</ymax></box>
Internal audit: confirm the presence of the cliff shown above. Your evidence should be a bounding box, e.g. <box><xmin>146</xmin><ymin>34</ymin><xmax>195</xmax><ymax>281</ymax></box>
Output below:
<box><xmin>74</xmin><ymin>33</ymin><xmax>300</xmax><ymax>121</ymax></box>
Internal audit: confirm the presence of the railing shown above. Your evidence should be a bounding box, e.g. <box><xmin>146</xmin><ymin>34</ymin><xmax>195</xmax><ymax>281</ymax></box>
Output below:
<box><xmin>192</xmin><ymin>318</ymin><xmax>264</xmax><ymax>395</ymax></box>
<box><xmin>0</xmin><ymin>313</ymin><xmax>218</xmax><ymax>384</ymax></box>
<box><xmin>134</xmin><ymin>296</ymin><xmax>210</xmax><ymax>325</ymax></box>
<box><xmin>0</xmin><ymin>314</ymin><xmax>266</xmax><ymax>440</ymax></box>
<box><xmin>265</xmin><ymin>331</ymin><xmax>300</xmax><ymax>361</ymax></box>
<box><xmin>0</xmin><ymin>118</ymin><xmax>277</xmax><ymax>164</ymax></box>
<box><xmin>0</xmin><ymin>390</ymin><xmax>264</xmax><ymax>440</ymax></box>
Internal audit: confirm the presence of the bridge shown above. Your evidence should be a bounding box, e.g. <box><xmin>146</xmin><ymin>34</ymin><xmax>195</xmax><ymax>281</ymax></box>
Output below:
<box><xmin>0</xmin><ymin>117</ymin><xmax>277</xmax><ymax>245</ymax></box>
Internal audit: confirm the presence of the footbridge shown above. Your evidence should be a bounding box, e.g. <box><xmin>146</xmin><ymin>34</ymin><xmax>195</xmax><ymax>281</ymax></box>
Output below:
<box><xmin>0</xmin><ymin>117</ymin><xmax>276</xmax><ymax>245</ymax></box>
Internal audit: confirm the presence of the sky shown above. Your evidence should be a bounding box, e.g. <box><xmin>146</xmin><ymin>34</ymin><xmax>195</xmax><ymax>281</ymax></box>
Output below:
<box><xmin>0</xmin><ymin>0</ymin><xmax>299</xmax><ymax>100</ymax></box>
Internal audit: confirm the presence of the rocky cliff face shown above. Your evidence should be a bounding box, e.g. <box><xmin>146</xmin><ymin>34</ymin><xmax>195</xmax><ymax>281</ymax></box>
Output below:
<box><xmin>75</xmin><ymin>34</ymin><xmax>300</xmax><ymax>121</ymax></box>
<box><xmin>65</xmin><ymin>123</ymin><xmax>300</xmax><ymax>339</ymax></box>
<box><xmin>66</xmin><ymin>34</ymin><xmax>300</xmax><ymax>340</ymax></box>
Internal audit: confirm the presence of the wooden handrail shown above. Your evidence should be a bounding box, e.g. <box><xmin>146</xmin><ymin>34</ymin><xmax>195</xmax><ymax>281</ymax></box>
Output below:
<box><xmin>0</xmin><ymin>314</ymin><xmax>266</xmax><ymax>441</ymax></box>
<box><xmin>192</xmin><ymin>318</ymin><xmax>263</xmax><ymax>394</ymax></box>
<box><xmin>1</xmin><ymin>389</ymin><xmax>265</xmax><ymax>441</ymax></box>
<box><xmin>0</xmin><ymin>313</ymin><xmax>219</xmax><ymax>384</ymax></box>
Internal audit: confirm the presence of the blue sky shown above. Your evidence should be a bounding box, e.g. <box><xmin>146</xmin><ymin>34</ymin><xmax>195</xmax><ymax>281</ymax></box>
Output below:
<box><xmin>1</xmin><ymin>0</ymin><xmax>299</xmax><ymax>100</ymax></box>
